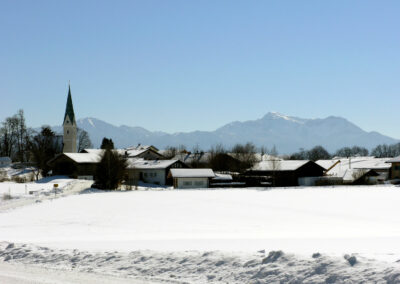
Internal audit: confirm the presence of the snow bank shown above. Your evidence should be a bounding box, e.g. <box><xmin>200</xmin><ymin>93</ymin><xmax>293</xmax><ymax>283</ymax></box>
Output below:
<box><xmin>1</xmin><ymin>242</ymin><xmax>399</xmax><ymax>283</ymax></box>
<box><xmin>0</xmin><ymin>177</ymin><xmax>93</xmax><ymax>212</ymax></box>
<box><xmin>0</xmin><ymin>176</ymin><xmax>74</xmax><ymax>198</ymax></box>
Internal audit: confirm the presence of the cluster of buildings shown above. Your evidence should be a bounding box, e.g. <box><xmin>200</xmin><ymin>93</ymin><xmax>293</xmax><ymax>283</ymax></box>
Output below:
<box><xmin>47</xmin><ymin>87</ymin><xmax>400</xmax><ymax>189</ymax></box>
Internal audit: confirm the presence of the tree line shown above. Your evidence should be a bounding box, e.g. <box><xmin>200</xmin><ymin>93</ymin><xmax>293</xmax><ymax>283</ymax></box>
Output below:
<box><xmin>287</xmin><ymin>143</ymin><xmax>400</xmax><ymax>161</ymax></box>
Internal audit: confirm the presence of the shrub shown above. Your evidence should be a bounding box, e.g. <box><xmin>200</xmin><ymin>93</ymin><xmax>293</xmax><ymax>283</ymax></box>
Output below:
<box><xmin>0</xmin><ymin>170</ymin><xmax>9</xmax><ymax>182</ymax></box>
<box><xmin>2</xmin><ymin>193</ymin><xmax>12</xmax><ymax>200</ymax></box>
<box><xmin>11</xmin><ymin>175</ymin><xmax>26</xmax><ymax>183</ymax></box>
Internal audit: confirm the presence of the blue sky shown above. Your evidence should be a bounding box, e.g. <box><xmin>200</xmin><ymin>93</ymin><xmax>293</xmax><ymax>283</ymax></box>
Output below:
<box><xmin>1</xmin><ymin>0</ymin><xmax>399</xmax><ymax>138</ymax></box>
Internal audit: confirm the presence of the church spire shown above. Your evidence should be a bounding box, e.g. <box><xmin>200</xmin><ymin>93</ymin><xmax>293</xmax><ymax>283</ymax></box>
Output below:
<box><xmin>63</xmin><ymin>84</ymin><xmax>76</xmax><ymax>125</ymax></box>
<box><xmin>63</xmin><ymin>83</ymin><xmax>77</xmax><ymax>153</ymax></box>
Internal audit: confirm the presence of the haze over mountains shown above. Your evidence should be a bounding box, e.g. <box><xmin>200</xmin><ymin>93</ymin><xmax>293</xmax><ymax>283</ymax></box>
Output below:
<box><xmin>52</xmin><ymin>112</ymin><xmax>398</xmax><ymax>154</ymax></box>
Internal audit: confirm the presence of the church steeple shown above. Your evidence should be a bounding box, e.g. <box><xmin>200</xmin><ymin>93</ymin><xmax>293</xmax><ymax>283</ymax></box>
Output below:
<box><xmin>63</xmin><ymin>84</ymin><xmax>77</xmax><ymax>153</ymax></box>
<box><xmin>63</xmin><ymin>84</ymin><xmax>76</xmax><ymax>125</ymax></box>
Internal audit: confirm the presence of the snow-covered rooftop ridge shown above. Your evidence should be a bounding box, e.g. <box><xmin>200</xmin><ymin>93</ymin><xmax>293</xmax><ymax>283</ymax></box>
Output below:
<box><xmin>82</xmin><ymin>145</ymin><xmax>161</xmax><ymax>158</ymax></box>
<box><xmin>125</xmin><ymin>144</ymin><xmax>159</xmax><ymax>151</ymax></box>
<box><xmin>126</xmin><ymin>158</ymin><xmax>179</xmax><ymax>169</ymax></box>
<box><xmin>170</xmin><ymin>168</ymin><xmax>215</xmax><ymax>178</ymax></box>
<box><xmin>213</xmin><ymin>173</ymin><xmax>233</xmax><ymax>180</ymax></box>
<box><xmin>316</xmin><ymin>157</ymin><xmax>391</xmax><ymax>171</ymax></box>
<box><xmin>252</xmin><ymin>160</ymin><xmax>310</xmax><ymax>171</ymax></box>
<box><xmin>64</xmin><ymin>152</ymin><xmax>102</xmax><ymax>163</ymax></box>
<box><xmin>387</xmin><ymin>155</ymin><xmax>400</xmax><ymax>163</ymax></box>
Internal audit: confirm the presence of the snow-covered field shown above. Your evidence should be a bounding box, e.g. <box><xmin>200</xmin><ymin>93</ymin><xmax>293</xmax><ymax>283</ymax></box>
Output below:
<box><xmin>1</xmin><ymin>185</ymin><xmax>400</xmax><ymax>283</ymax></box>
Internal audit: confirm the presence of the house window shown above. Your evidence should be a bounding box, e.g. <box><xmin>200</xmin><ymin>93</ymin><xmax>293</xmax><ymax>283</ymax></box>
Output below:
<box><xmin>395</xmin><ymin>166</ymin><xmax>400</xmax><ymax>171</ymax></box>
<box><xmin>144</xmin><ymin>173</ymin><xmax>148</xmax><ymax>177</ymax></box>
<box><xmin>183</xmin><ymin>181</ymin><xmax>192</xmax><ymax>186</ymax></box>
<box><xmin>194</xmin><ymin>181</ymin><xmax>204</xmax><ymax>186</ymax></box>
<box><xmin>67</xmin><ymin>130</ymin><xmax>69</xmax><ymax>134</ymax></box>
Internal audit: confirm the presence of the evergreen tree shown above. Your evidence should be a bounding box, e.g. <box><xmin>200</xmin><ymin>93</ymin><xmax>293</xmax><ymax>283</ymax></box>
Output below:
<box><xmin>100</xmin><ymin>137</ymin><xmax>114</xmax><ymax>150</ymax></box>
<box><xmin>29</xmin><ymin>126</ymin><xmax>62</xmax><ymax>179</ymax></box>
<box><xmin>95</xmin><ymin>148</ymin><xmax>127</xmax><ymax>189</ymax></box>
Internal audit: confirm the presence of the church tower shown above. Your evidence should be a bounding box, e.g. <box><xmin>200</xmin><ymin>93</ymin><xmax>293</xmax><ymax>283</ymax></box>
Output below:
<box><xmin>63</xmin><ymin>84</ymin><xmax>77</xmax><ymax>153</ymax></box>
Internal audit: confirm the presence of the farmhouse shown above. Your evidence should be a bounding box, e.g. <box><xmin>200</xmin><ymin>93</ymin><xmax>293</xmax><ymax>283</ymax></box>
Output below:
<box><xmin>48</xmin><ymin>152</ymin><xmax>101</xmax><ymax>179</ymax></box>
<box><xmin>169</xmin><ymin>168</ymin><xmax>215</xmax><ymax>189</ymax></box>
<box><xmin>246</xmin><ymin>160</ymin><xmax>325</xmax><ymax>186</ymax></box>
<box><xmin>386</xmin><ymin>156</ymin><xmax>400</xmax><ymax>180</ymax></box>
<box><xmin>126</xmin><ymin>158</ymin><xmax>187</xmax><ymax>186</ymax></box>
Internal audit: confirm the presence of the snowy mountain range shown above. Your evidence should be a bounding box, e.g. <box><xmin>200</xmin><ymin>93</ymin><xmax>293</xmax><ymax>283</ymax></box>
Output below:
<box><xmin>51</xmin><ymin>112</ymin><xmax>398</xmax><ymax>154</ymax></box>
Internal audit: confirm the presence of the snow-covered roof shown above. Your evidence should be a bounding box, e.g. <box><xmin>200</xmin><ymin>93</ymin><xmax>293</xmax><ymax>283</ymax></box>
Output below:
<box><xmin>316</xmin><ymin>157</ymin><xmax>391</xmax><ymax>173</ymax></box>
<box><xmin>82</xmin><ymin>149</ymin><xmax>104</xmax><ymax>155</ymax></box>
<box><xmin>126</xmin><ymin>144</ymin><xmax>159</xmax><ymax>151</ymax></box>
<box><xmin>340</xmin><ymin>168</ymin><xmax>377</xmax><ymax>182</ymax></box>
<box><xmin>387</xmin><ymin>156</ymin><xmax>400</xmax><ymax>163</ymax></box>
<box><xmin>64</xmin><ymin>152</ymin><xmax>102</xmax><ymax>163</ymax></box>
<box><xmin>125</xmin><ymin>148</ymin><xmax>151</xmax><ymax>157</ymax></box>
<box><xmin>127</xmin><ymin>158</ymin><xmax>179</xmax><ymax>169</ymax></box>
<box><xmin>252</xmin><ymin>160</ymin><xmax>310</xmax><ymax>171</ymax></box>
<box><xmin>213</xmin><ymin>173</ymin><xmax>233</xmax><ymax>181</ymax></box>
<box><xmin>82</xmin><ymin>146</ymin><xmax>162</xmax><ymax>158</ymax></box>
<box><xmin>170</xmin><ymin>169</ymin><xmax>215</xmax><ymax>178</ymax></box>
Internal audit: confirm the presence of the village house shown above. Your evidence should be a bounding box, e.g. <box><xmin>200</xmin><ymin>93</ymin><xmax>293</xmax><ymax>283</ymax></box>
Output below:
<box><xmin>169</xmin><ymin>168</ymin><xmax>215</xmax><ymax>189</ymax></box>
<box><xmin>246</xmin><ymin>160</ymin><xmax>325</xmax><ymax>186</ymax></box>
<box><xmin>126</xmin><ymin>158</ymin><xmax>187</xmax><ymax>186</ymax></box>
<box><xmin>48</xmin><ymin>151</ymin><xmax>101</xmax><ymax>179</ymax></box>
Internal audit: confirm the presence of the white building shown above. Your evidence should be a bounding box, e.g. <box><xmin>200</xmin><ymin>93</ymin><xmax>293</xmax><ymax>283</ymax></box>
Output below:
<box><xmin>169</xmin><ymin>168</ymin><xmax>215</xmax><ymax>189</ymax></box>
<box><xmin>126</xmin><ymin>158</ymin><xmax>186</xmax><ymax>186</ymax></box>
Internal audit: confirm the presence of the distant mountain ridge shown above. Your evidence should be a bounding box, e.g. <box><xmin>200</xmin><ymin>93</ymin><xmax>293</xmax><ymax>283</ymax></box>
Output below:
<box><xmin>50</xmin><ymin>113</ymin><xmax>399</xmax><ymax>154</ymax></box>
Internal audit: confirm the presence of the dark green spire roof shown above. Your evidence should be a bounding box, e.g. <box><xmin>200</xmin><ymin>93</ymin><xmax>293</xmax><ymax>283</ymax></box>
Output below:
<box><xmin>63</xmin><ymin>85</ymin><xmax>76</xmax><ymax>124</ymax></box>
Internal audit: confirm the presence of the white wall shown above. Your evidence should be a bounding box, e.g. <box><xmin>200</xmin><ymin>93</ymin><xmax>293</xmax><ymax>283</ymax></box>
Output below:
<box><xmin>176</xmin><ymin>177</ymin><xmax>209</xmax><ymax>189</ymax></box>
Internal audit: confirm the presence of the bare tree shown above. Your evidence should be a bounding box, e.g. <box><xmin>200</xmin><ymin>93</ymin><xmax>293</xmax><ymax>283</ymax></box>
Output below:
<box><xmin>163</xmin><ymin>146</ymin><xmax>178</xmax><ymax>159</ymax></box>
<box><xmin>0</xmin><ymin>116</ymin><xmax>18</xmax><ymax>158</ymax></box>
<box><xmin>0</xmin><ymin>110</ymin><xmax>32</xmax><ymax>162</ymax></box>
<box><xmin>268</xmin><ymin>145</ymin><xmax>280</xmax><ymax>186</ymax></box>
<box><xmin>231</xmin><ymin>142</ymin><xmax>258</xmax><ymax>172</ymax></box>
<box><xmin>77</xmin><ymin>128</ymin><xmax>93</xmax><ymax>152</ymax></box>
<box><xmin>260</xmin><ymin>146</ymin><xmax>268</xmax><ymax>160</ymax></box>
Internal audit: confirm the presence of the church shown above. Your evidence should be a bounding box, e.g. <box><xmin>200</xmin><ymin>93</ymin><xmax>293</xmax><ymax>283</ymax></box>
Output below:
<box><xmin>48</xmin><ymin>85</ymin><xmax>186</xmax><ymax>184</ymax></box>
